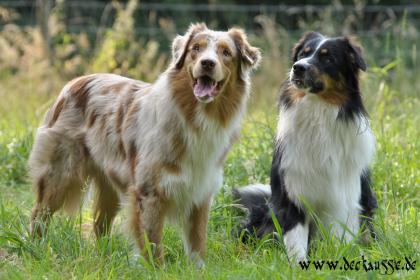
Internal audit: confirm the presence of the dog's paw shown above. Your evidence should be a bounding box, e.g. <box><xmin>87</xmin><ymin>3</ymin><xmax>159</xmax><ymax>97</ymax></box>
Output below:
<box><xmin>189</xmin><ymin>252</ymin><xmax>205</xmax><ymax>269</ymax></box>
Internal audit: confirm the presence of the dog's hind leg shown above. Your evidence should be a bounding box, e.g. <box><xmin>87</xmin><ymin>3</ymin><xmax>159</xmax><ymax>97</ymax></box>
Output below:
<box><xmin>29</xmin><ymin>128</ymin><xmax>86</xmax><ymax>237</ymax></box>
<box><xmin>92</xmin><ymin>173</ymin><xmax>120</xmax><ymax>237</ymax></box>
<box><xmin>30</xmin><ymin>173</ymin><xmax>84</xmax><ymax>237</ymax></box>
<box><xmin>283</xmin><ymin>220</ymin><xmax>310</xmax><ymax>262</ymax></box>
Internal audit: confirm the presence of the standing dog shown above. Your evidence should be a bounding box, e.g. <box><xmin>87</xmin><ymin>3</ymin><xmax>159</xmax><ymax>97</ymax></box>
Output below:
<box><xmin>234</xmin><ymin>32</ymin><xmax>377</xmax><ymax>261</ymax></box>
<box><xmin>29</xmin><ymin>23</ymin><xmax>260</xmax><ymax>266</ymax></box>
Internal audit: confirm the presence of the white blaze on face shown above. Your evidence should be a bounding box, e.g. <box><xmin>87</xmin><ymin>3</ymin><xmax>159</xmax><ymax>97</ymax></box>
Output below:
<box><xmin>192</xmin><ymin>32</ymin><xmax>236</xmax><ymax>103</ymax></box>
<box><xmin>289</xmin><ymin>37</ymin><xmax>328</xmax><ymax>85</ymax></box>
<box><xmin>297</xmin><ymin>38</ymin><xmax>328</xmax><ymax>65</ymax></box>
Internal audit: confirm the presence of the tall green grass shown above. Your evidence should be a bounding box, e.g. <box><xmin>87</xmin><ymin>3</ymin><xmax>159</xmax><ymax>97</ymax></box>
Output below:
<box><xmin>0</xmin><ymin>1</ymin><xmax>419</xmax><ymax>279</ymax></box>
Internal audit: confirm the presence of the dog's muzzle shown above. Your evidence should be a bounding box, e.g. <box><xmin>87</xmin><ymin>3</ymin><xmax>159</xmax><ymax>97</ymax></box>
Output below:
<box><xmin>193</xmin><ymin>75</ymin><xmax>225</xmax><ymax>103</ymax></box>
<box><xmin>291</xmin><ymin>62</ymin><xmax>324</xmax><ymax>93</ymax></box>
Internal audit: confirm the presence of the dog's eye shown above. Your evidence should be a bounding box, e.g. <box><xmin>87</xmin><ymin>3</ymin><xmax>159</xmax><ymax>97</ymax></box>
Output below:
<box><xmin>192</xmin><ymin>43</ymin><xmax>200</xmax><ymax>51</ymax></box>
<box><xmin>223</xmin><ymin>49</ymin><xmax>232</xmax><ymax>57</ymax></box>
<box><xmin>299</xmin><ymin>51</ymin><xmax>309</xmax><ymax>58</ymax></box>
<box><xmin>300</xmin><ymin>47</ymin><xmax>312</xmax><ymax>58</ymax></box>
<box><xmin>320</xmin><ymin>50</ymin><xmax>333</xmax><ymax>63</ymax></box>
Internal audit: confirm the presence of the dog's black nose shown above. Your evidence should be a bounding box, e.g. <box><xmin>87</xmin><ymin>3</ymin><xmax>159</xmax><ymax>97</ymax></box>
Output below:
<box><xmin>201</xmin><ymin>59</ymin><xmax>216</xmax><ymax>70</ymax></box>
<box><xmin>293</xmin><ymin>63</ymin><xmax>307</xmax><ymax>74</ymax></box>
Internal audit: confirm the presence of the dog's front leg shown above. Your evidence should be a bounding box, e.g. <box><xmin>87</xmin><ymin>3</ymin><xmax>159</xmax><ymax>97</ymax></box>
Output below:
<box><xmin>283</xmin><ymin>220</ymin><xmax>310</xmax><ymax>262</ymax></box>
<box><xmin>183</xmin><ymin>197</ymin><xmax>211</xmax><ymax>268</ymax></box>
<box><xmin>129</xmin><ymin>186</ymin><xmax>167</xmax><ymax>264</ymax></box>
<box><xmin>329</xmin><ymin>207</ymin><xmax>360</xmax><ymax>243</ymax></box>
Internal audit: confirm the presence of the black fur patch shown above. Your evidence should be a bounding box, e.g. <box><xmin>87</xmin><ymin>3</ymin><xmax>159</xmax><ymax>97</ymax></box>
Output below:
<box><xmin>269</xmin><ymin>145</ymin><xmax>306</xmax><ymax>233</ymax></box>
<box><xmin>232</xmin><ymin>186</ymin><xmax>272</xmax><ymax>240</ymax></box>
<box><xmin>233</xmin><ymin>144</ymin><xmax>306</xmax><ymax>241</ymax></box>
<box><xmin>359</xmin><ymin>169</ymin><xmax>378</xmax><ymax>238</ymax></box>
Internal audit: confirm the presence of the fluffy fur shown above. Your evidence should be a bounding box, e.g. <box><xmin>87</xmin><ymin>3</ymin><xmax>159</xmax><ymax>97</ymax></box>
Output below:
<box><xmin>234</xmin><ymin>32</ymin><xmax>377</xmax><ymax>262</ymax></box>
<box><xmin>29</xmin><ymin>23</ymin><xmax>260</xmax><ymax>266</ymax></box>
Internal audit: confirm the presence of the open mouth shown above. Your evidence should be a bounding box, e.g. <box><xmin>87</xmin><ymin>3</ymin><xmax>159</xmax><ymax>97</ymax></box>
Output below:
<box><xmin>291</xmin><ymin>78</ymin><xmax>304</xmax><ymax>88</ymax></box>
<box><xmin>291</xmin><ymin>77</ymin><xmax>324</xmax><ymax>93</ymax></box>
<box><xmin>193</xmin><ymin>76</ymin><xmax>224</xmax><ymax>102</ymax></box>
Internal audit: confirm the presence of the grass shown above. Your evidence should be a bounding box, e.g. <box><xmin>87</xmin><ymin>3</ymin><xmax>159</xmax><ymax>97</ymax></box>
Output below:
<box><xmin>1</xmin><ymin>64</ymin><xmax>419</xmax><ymax>279</ymax></box>
<box><xmin>0</xmin><ymin>3</ymin><xmax>419</xmax><ymax>279</ymax></box>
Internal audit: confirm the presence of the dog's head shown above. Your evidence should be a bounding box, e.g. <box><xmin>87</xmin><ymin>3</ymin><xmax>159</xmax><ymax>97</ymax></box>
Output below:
<box><xmin>171</xmin><ymin>23</ymin><xmax>260</xmax><ymax>103</ymax></box>
<box><xmin>289</xmin><ymin>32</ymin><xmax>366</xmax><ymax>95</ymax></box>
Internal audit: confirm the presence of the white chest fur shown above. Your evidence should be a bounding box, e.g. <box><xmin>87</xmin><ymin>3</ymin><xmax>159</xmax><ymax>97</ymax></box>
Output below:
<box><xmin>277</xmin><ymin>95</ymin><xmax>375</xmax><ymax>212</ymax></box>
<box><xmin>160</xmin><ymin>102</ymin><xmax>244</xmax><ymax>220</ymax></box>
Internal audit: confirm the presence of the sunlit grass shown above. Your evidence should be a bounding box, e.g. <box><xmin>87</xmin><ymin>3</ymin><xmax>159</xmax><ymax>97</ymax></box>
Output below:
<box><xmin>1</xmin><ymin>66</ymin><xmax>419</xmax><ymax>277</ymax></box>
<box><xmin>0</xmin><ymin>2</ymin><xmax>419</xmax><ymax>279</ymax></box>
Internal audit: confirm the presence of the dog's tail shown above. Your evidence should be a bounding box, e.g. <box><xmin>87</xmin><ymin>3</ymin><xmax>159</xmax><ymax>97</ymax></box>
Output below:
<box><xmin>232</xmin><ymin>184</ymin><xmax>276</xmax><ymax>241</ymax></box>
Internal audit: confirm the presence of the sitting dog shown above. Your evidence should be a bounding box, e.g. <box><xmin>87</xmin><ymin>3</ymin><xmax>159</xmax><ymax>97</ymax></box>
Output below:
<box><xmin>29</xmin><ymin>23</ymin><xmax>260</xmax><ymax>266</ymax></box>
<box><xmin>234</xmin><ymin>32</ymin><xmax>377</xmax><ymax>261</ymax></box>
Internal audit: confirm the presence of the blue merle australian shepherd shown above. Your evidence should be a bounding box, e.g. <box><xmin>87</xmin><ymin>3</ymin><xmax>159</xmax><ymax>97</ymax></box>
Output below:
<box><xmin>234</xmin><ymin>32</ymin><xmax>378</xmax><ymax>261</ymax></box>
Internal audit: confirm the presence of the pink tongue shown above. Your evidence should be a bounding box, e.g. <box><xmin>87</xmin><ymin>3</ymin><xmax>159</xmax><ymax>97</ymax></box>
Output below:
<box><xmin>194</xmin><ymin>79</ymin><xmax>217</xmax><ymax>97</ymax></box>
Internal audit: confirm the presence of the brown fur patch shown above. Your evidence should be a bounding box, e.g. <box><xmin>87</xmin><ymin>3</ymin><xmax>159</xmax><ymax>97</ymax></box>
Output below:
<box><xmin>88</xmin><ymin>110</ymin><xmax>98</xmax><ymax>128</ymax></box>
<box><xmin>162</xmin><ymin>162</ymin><xmax>181</xmax><ymax>174</ymax></box>
<box><xmin>69</xmin><ymin>76</ymin><xmax>95</xmax><ymax>113</ymax></box>
<box><xmin>99</xmin><ymin>112</ymin><xmax>112</xmax><ymax>136</ymax></box>
<box><xmin>318</xmin><ymin>75</ymin><xmax>349</xmax><ymax>106</ymax></box>
<box><xmin>99</xmin><ymin>114</ymin><xmax>107</xmax><ymax>134</ymax></box>
<box><xmin>81</xmin><ymin>135</ymin><xmax>91</xmax><ymax>158</ymax></box>
<box><xmin>123</xmin><ymin>102</ymin><xmax>140</xmax><ymax>130</ymax></box>
<box><xmin>116</xmin><ymin>104</ymin><xmax>124</xmax><ymax>134</ymax></box>
<box><xmin>169</xmin><ymin>68</ymin><xmax>199</xmax><ymax>131</ymax></box>
<box><xmin>191</xmin><ymin>37</ymin><xmax>208</xmax><ymax>50</ymax></box>
<box><xmin>106</xmin><ymin>82</ymin><xmax>127</xmax><ymax>94</ymax></box>
<box><xmin>107</xmin><ymin>169</ymin><xmax>125</xmax><ymax>190</ymax></box>
<box><xmin>128</xmin><ymin>141</ymin><xmax>138</xmax><ymax>181</ymax></box>
<box><xmin>318</xmin><ymin>91</ymin><xmax>349</xmax><ymax>106</ymax></box>
<box><xmin>48</xmin><ymin>98</ymin><xmax>66</xmax><ymax>128</ymax></box>
<box><xmin>286</xmin><ymin>85</ymin><xmax>306</xmax><ymax>105</ymax></box>
<box><xmin>118</xmin><ymin>141</ymin><xmax>126</xmax><ymax>160</ymax></box>
<box><xmin>128</xmin><ymin>186</ymin><xmax>145</xmax><ymax>249</ymax></box>
<box><xmin>130</xmin><ymin>81</ymin><xmax>150</xmax><ymax>93</ymax></box>
<box><xmin>36</xmin><ymin>177</ymin><xmax>45</xmax><ymax>203</ymax></box>
<box><xmin>123</xmin><ymin>87</ymin><xmax>137</xmax><ymax>107</ymax></box>
<box><xmin>186</xmin><ymin>198</ymin><xmax>211</xmax><ymax>259</ymax></box>
<box><xmin>217</xmin><ymin>41</ymin><xmax>233</xmax><ymax>54</ymax></box>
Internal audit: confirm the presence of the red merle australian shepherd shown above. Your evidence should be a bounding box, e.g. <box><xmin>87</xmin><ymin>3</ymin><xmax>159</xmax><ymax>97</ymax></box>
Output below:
<box><xmin>28</xmin><ymin>23</ymin><xmax>260</xmax><ymax>267</ymax></box>
<box><xmin>234</xmin><ymin>32</ymin><xmax>377</xmax><ymax>262</ymax></box>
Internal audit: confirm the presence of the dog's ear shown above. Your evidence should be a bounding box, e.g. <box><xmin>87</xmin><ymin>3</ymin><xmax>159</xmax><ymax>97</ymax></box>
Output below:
<box><xmin>343</xmin><ymin>36</ymin><xmax>367</xmax><ymax>72</ymax></box>
<box><xmin>228</xmin><ymin>27</ymin><xmax>261</xmax><ymax>76</ymax></box>
<box><xmin>291</xmin><ymin>31</ymin><xmax>322</xmax><ymax>62</ymax></box>
<box><xmin>172</xmin><ymin>23</ymin><xmax>207</xmax><ymax>69</ymax></box>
